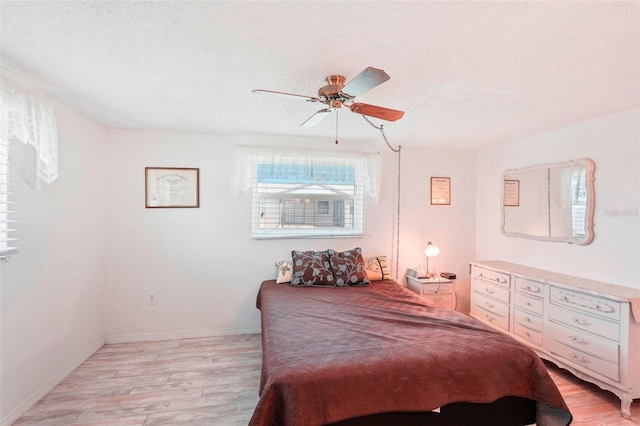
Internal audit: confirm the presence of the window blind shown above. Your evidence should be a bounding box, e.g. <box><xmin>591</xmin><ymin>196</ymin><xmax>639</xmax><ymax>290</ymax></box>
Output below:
<box><xmin>0</xmin><ymin>137</ymin><xmax>19</xmax><ymax>257</ymax></box>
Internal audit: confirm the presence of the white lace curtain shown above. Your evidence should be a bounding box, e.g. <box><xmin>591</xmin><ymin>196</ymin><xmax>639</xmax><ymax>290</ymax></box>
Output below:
<box><xmin>230</xmin><ymin>145</ymin><xmax>382</xmax><ymax>204</ymax></box>
<box><xmin>1</xmin><ymin>75</ymin><xmax>59</xmax><ymax>187</ymax></box>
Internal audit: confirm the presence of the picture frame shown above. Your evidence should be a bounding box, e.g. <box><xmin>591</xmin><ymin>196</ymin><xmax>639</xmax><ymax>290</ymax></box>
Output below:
<box><xmin>145</xmin><ymin>167</ymin><xmax>200</xmax><ymax>208</ymax></box>
<box><xmin>503</xmin><ymin>179</ymin><xmax>520</xmax><ymax>207</ymax></box>
<box><xmin>430</xmin><ymin>177</ymin><xmax>451</xmax><ymax>205</ymax></box>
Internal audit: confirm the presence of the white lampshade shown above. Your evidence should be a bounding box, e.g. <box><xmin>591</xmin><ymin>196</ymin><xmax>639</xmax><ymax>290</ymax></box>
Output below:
<box><xmin>424</xmin><ymin>242</ymin><xmax>440</xmax><ymax>257</ymax></box>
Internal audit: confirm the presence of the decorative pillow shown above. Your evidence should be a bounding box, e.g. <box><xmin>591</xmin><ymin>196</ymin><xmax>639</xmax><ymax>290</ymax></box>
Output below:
<box><xmin>291</xmin><ymin>250</ymin><xmax>335</xmax><ymax>286</ymax></box>
<box><xmin>364</xmin><ymin>256</ymin><xmax>391</xmax><ymax>281</ymax></box>
<box><xmin>275</xmin><ymin>260</ymin><xmax>293</xmax><ymax>284</ymax></box>
<box><xmin>329</xmin><ymin>247</ymin><xmax>370</xmax><ymax>287</ymax></box>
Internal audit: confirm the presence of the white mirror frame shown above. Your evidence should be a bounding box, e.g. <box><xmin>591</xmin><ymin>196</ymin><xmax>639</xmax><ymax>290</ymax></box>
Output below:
<box><xmin>501</xmin><ymin>158</ymin><xmax>595</xmax><ymax>245</ymax></box>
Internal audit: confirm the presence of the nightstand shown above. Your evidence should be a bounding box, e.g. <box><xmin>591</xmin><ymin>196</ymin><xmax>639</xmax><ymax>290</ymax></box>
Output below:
<box><xmin>406</xmin><ymin>275</ymin><xmax>456</xmax><ymax>309</ymax></box>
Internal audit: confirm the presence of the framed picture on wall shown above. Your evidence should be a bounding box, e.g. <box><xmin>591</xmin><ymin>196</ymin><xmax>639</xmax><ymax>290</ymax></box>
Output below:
<box><xmin>145</xmin><ymin>167</ymin><xmax>200</xmax><ymax>208</ymax></box>
<box><xmin>430</xmin><ymin>177</ymin><xmax>450</xmax><ymax>205</ymax></box>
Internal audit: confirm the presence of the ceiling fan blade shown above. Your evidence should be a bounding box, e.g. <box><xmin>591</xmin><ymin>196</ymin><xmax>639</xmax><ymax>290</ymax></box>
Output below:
<box><xmin>252</xmin><ymin>89</ymin><xmax>319</xmax><ymax>102</ymax></box>
<box><xmin>341</xmin><ymin>67</ymin><xmax>391</xmax><ymax>97</ymax></box>
<box><xmin>350</xmin><ymin>103</ymin><xmax>405</xmax><ymax>122</ymax></box>
<box><xmin>301</xmin><ymin>108</ymin><xmax>332</xmax><ymax>127</ymax></box>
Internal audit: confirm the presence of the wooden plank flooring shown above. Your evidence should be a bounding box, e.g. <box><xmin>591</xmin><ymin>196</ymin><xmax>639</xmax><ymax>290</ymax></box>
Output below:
<box><xmin>13</xmin><ymin>334</ymin><xmax>640</xmax><ymax>425</ymax></box>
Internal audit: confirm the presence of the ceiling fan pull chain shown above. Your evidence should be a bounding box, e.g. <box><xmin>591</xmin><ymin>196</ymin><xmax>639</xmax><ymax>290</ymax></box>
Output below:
<box><xmin>335</xmin><ymin>110</ymin><xmax>339</xmax><ymax>144</ymax></box>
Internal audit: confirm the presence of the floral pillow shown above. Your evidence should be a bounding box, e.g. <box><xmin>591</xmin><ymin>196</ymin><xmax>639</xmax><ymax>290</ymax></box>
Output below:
<box><xmin>275</xmin><ymin>260</ymin><xmax>292</xmax><ymax>284</ymax></box>
<box><xmin>291</xmin><ymin>250</ymin><xmax>335</xmax><ymax>286</ymax></box>
<box><xmin>329</xmin><ymin>247</ymin><xmax>370</xmax><ymax>286</ymax></box>
<box><xmin>364</xmin><ymin>255</ymin><xmax>390</xmax><ymax>281</ymax></box>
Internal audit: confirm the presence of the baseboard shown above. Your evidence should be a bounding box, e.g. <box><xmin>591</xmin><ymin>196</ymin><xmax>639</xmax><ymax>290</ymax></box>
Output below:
<box><xmin>105</xmin><ymin>326</ymin><xmax>261</xmax><ymax>344</ymax></box>
<box><xmin>1</xmin><ymin>337</ymin><xmax>105</xmax><ymax>426</ymax></box>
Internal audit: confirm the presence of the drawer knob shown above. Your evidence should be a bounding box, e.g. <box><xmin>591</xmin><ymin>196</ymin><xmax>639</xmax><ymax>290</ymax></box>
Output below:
<box><xmin>523</xmin><ymin>284</ymin><xmax>541</xmax><ymax>293</ymax></box>
<box><xmin>485</xmin><ymin>301</ymin><xmax>495</xmax><ymax>309</ymax></box>
<box><xmin>525</xmin><ymin>317</ymin><xmax>531</xmax><ymax>322</ymax></box>
<box><xmin>569</xmin><ymin>352</ymin><xmax>590</xmax><ymax>365</ymax></box>
<box><xmin>571</xmin><ymin>317</ymin><xmax>592</xmax><ymax>327</ymax></box>
<box><xmin>485</xmin><ymin>314</ymin><xmax>495</xmax><ymax>322</ymax></box>
<box><xmin>485</xmin><ymin>287</ymin><xmax>495</xmax><ymax>295</ymax></box>
<box><xmin>570</xmin><ymin>335</ymin><xmax>590</xmax><ymax>346</ymax></box>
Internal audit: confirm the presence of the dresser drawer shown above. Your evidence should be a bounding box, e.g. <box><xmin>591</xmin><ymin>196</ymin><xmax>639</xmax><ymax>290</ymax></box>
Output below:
<box><xmin>514</xmin><ymin>321</ymin><xmax>543</xmax><ymax>346</ymax></box>
<box><xmin>548</xmin><ymin>303</ymin><xmax>620</xmax><ymax>341</ymax></box>
<box><xmin>547</xmin><ymin>338</ymin><xmax>619</xmax><ymax>381</ymax></box>
<box><xmin>472</xmin><ymin>279</ymin><xmax>510</xmax><ymax>304</ymax></box>
<box><xmin>471</xmin><ymin>306</ymin><xmax>510</xmax><ymax>331</ymax></box>
<box><xmin>472</xmin><ymin>266</ymin><xmax>510</xmax><ymax>288</ymax></box>
<box><xmin>549</xmin><ymin>286</ymin><xmax>621</xmax><ymax>321</ymax></box>
<box><xmin>547</xmin><ymin>320</ymin><xmax>619</xmax><ymax>363</ymax></box>
<box><xmin>423</xmin><ymin>293</ymin><xmax>453</xmax><ymax>308</ymax></box>
<box><xmin>514</xmin><ymin>307</ymin><xmax>543</xmax><ymax>332</ymax></box>
<box><xmin>472</xmin><ymin>290</ymin><xmax>510</xmax><ymax>317</ymax></box>
<box><xmin>514</xmin><ymin>277</ymin><xmax>544</xmax><ymax>298</ymax></box>
<box><xmin>515</xmin><ymin>292</ymin><xmax>544</xmax><ymax>314</ymax></box>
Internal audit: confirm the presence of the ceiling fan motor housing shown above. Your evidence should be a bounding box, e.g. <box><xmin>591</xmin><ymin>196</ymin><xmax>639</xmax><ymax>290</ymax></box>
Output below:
<box><xmin>318</xmin><ymin>75</ymin><xmax>347</xmax><ymax>106</ymax></box>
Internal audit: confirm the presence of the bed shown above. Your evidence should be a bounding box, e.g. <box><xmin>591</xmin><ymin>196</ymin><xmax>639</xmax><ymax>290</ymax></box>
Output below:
<box><xmin>249</xmin><ymin>278</ymin><xmax>572</xmax><ymax>426</ymax></box>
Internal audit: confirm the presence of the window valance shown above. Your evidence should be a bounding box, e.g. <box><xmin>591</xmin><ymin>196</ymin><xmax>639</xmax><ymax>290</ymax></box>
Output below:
<box><xmin>230</xmin><ymin>145</ymin><xmax>382</xmax><ymax>204</ymax></box>
<box><xmin>1</xmin><ymin>75</ymin><xmax>58</xmax><ymax>187</ymax></box>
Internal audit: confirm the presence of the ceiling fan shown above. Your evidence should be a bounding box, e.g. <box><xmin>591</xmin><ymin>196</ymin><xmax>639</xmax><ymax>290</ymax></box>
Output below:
<box><xmin>252</xmin><ymin>66</ymin><xmax>405</xmax><ymax>127</ymax></box>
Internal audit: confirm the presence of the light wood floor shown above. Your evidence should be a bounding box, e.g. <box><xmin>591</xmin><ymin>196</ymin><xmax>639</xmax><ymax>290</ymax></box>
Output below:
<box><xmin>12</xmin><ymin>334</ymin><xmax>640</xmax><ymax>425</ymax></box>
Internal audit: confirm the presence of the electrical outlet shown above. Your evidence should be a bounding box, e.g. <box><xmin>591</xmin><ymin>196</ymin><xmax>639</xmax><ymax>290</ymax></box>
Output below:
<box><xmin>148</xmin><ymin>292</ymin><xmax>157</xmax><ymax>305</ymax></box>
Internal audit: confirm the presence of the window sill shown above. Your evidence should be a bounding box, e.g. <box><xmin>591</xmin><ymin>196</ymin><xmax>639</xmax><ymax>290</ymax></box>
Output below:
<box><xmin>252</xmin><ymin>233</ymin><xmax>363</xmax><ymax>240</ymax></box>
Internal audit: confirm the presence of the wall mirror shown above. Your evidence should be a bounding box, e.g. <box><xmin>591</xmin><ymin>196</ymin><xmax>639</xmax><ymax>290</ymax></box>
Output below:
<box><xmin>501</xmin><ymin>158</ymin><xmax>595</xmax><ymax>245</ymax></box>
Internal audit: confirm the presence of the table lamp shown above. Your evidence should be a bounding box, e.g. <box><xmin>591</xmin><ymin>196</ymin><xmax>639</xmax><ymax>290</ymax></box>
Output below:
<box><xmin>424</xmin><ymin>242</ymin><xmax>440</xmax><ymax>278</ymax></box>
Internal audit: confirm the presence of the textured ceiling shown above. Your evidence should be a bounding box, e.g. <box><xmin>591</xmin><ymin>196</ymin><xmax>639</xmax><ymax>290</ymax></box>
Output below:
<box><xmin>1</xmin><ymin>1</ymin><xmax>638</xmax><ymax>149</ymax></box>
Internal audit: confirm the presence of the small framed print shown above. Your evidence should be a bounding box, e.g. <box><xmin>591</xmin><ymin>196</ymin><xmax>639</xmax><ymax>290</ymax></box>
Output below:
<box><xmin>431</xmin><ymin>177</ymin><xmax>451</xmax><ymax>205</ymax></box>
<box><xmin>145</xmin><ymin>167</ymin><xmax>200</xmax><ymax>208</ymax></box>
<box><xmin>503</xmin><ymin>179</ymin><xmax>520</xmax><ymax>207</ymax></box>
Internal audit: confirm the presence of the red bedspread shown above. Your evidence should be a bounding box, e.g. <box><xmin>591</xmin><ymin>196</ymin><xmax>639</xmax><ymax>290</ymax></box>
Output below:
<box><xmin>250</xmin><ymin>279</ymin><xmax>572</xmax><ymax>426</ymax></box>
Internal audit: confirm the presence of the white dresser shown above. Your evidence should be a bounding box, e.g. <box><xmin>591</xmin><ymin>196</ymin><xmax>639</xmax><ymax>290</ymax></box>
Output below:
<box><xmin>469</xmin><ymin>260</ymin><xmax>640</xmax><ymax>419</ymax></box>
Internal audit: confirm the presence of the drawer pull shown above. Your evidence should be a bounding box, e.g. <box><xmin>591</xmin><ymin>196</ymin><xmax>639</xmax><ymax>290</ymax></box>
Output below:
<box><xmin>570</xmin><ymin>335</ymin><xmax>590</xmax><ymax>346</ymax></box>
<box><xmin>526</xmin><ymin>302</ymin><xmax>532</xmax><ymax>307</ymax></box>
<box><xmin>526</xmin><ymin>331</ymin><xmax>532</xmax><ymax>338</ymax></box>
<box><xmin>557</xmin><ymin>293</ymin><xmax>616</xmax><ymax>315</ymax></box>
<box><xmin>569</xmin><ymin>352</ymin><xmax>590</xmax><ymax>365</ymax></box>
<box><xmin>522</xmin><ymin>284</ymin><xmax>541</xmax><ymax>293</ymax></box>
<box><xmin>485</xmin><ymin>314</ymin><xmax>496</xmax><ymax>322</ymax></box>
<box><xmin>479</xmin><ymin>273</ymin><xmax>508</xmax><ymax>285</ymax></box>
<box><xmin>525</xmin><ymin>317</ymin><xmax>532</xmax><ymax>323</ymax></box>
<box><xmin>485</xmin><ymin>301</ymin><xmax>496</xmax><ymax>309</ymax></box>
<box><xmin>484</xmin><ymin>287</ymin><xmax>495</xmax><ymax>295</ymax></box>
<box><xmin>571</xmin><ymin>317</ymin><xmax>592</xmax><ymax>327</ymax></box>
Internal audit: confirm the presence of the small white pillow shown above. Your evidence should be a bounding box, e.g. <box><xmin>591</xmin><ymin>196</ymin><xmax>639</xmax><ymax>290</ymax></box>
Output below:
<box><xmin>275</xmin><ymin>260</ymin><xmax>293</xmax><ymax>283</ymax></box>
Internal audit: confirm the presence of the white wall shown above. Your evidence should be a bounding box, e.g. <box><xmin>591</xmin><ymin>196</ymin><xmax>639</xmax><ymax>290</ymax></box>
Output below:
<box><xmin>476</xmin><ymin>108</ymin><xmax>640</xmax><ymax>289</ymax></box>
<box><xmin>0</xmin><ymin>103</ymin><xmax>109</xmax><ymax>424</ymax></box>
<box><xmin>105</xmin><ymin>131</ymin><xmax>477</xmax><ymax>342</ymax></box>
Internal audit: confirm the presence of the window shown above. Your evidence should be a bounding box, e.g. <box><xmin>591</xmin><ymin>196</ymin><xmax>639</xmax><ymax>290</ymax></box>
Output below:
<box><xmin>231</xmin><ymin>146</ymin><xmax>381</xmax><ymax>239</ymax></box>
<box><xmin>0</xmin><ymin>75</ymin><xmax>59</xmax><ymax>258</ymax></box>
<box><xmin>0</xmin><ymin>137</ymin><xmax>19</xmax><ymax>257</ymax></box>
